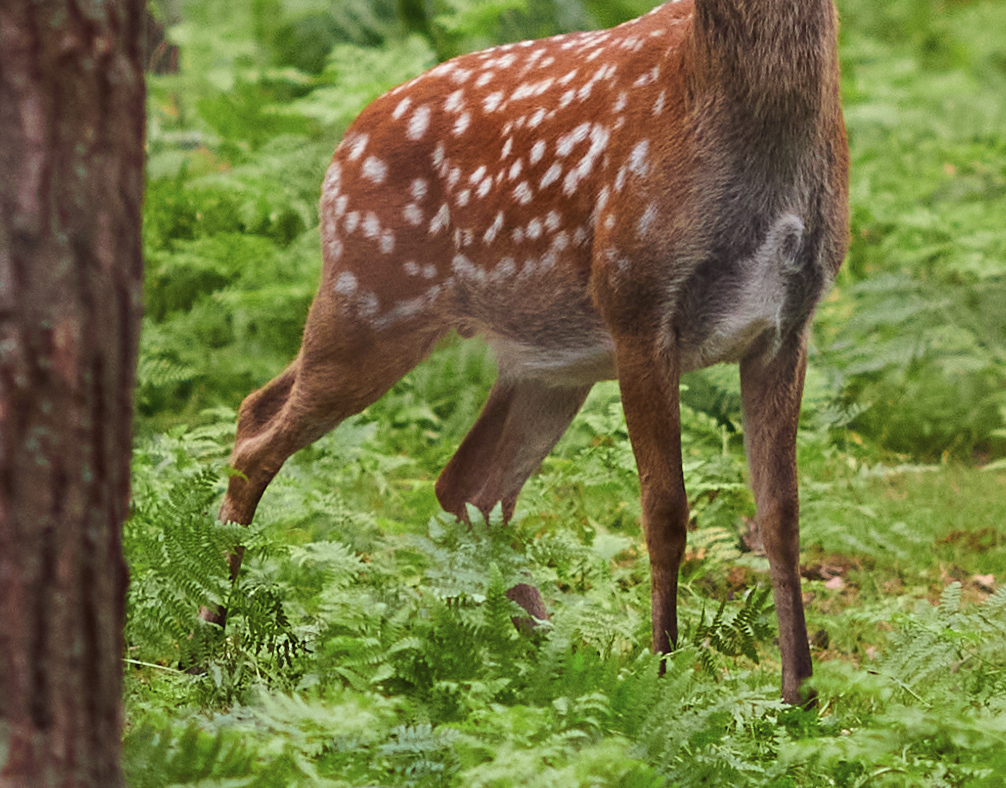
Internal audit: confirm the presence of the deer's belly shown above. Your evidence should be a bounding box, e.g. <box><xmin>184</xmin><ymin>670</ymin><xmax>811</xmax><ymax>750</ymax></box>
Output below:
<box><xmin>488</xmin><ymin>333</ymin><xmax>616</xmax><ymax>386</ymax></box>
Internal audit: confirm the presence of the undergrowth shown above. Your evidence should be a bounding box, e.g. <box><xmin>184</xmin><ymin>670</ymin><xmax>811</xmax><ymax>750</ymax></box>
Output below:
<box><xmin>127</xmin><ymin>0</ymin><xmax>1006</xmax><ymax>785</ymax></box>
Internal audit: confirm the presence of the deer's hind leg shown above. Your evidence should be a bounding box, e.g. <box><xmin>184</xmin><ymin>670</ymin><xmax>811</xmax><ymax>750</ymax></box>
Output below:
<box><xmin>220</xmin><ymin>298</ymin><xmax>446</xmax><ymax>530</ymax></box>
<box><xmin>435</xmin><ymin>378</ymin><xmax>592</xmax><ymax>523</ymax></box>
<box><xmin>435</xmin><ymin>378</ymin><xmax>591</xmax><ymax>624</ymax></box>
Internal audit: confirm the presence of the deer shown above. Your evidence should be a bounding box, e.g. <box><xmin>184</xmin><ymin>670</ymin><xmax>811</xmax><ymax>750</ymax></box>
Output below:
<box><xmin>215</xmin><ymin>0</ymin><xmax>849</xmax><ymax>705</ymax></box>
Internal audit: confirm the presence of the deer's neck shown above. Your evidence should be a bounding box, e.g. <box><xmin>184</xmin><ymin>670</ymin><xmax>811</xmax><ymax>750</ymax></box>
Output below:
<box><xmin>692</xmin><ymin>0</ymin><xmax>840</xmax><ymax>130</ymax></box>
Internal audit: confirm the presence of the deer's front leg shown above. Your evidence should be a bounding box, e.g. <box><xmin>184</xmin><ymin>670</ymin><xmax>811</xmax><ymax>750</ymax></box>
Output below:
<box><xmin>741</xmin><ymin>334</ymin><xmax>813</xmax><ymax>705</ymax></box>
<box><xmin>616</xmin><ymin>339</ymin><xmax>688</xmax><ymax>656</ymax></box>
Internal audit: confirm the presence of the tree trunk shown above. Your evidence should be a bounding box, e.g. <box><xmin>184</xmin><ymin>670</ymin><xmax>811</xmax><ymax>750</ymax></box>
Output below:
<box><xmin>0</xmin><ymin>2</ymin><xmax>145</xmax><ymax>786</ymax></box>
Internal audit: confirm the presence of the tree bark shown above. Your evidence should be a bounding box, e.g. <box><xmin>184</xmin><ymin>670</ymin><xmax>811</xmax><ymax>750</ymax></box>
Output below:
<box><xmin>0</xmin><ymin>2</ymin><xmax>145</xmax><ymax>786</ymax></box>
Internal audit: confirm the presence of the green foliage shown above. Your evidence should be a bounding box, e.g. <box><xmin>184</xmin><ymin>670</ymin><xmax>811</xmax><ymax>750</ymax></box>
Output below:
<box><xmin>127</xmin><ymin>422</ymin><xmax>308</xmax><ymax>705</ymax></box>
<box><xmin>821</xmin><ymin>0</ymin><xmax>1006</xmax><ymax>457</ymax></box>
<box><xmin>124</xmin><ymin>413</ymin><xmax>1006</xmax><ymax>785</ymax></box>
<box><xmin>880</xmin><ymin>583</ymin><xmax>1006</xmax><ymax>702</ymax></box>
<box><xmin>689</xmin><ymin>587</ymin><xmax>776</xmax><ymax>671</ymax></box>
<box><xmin>129</xmin><ymin>0</ymin><xmax>1006</xmax><ymax>785</ymax></box>
<box><xmin>781</xmin><ymin>585</ymin><xmax>1006</xmax><ymax>787</ymax></box>
<box><xmin>123</xmin><ymin>723</ymin><xmax>267</xmax><ymax>788</ymax></box>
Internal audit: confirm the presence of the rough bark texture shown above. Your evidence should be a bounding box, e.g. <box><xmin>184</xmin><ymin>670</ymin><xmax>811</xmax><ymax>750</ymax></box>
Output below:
<box><xmin>0</xmin><ymin>1</ymin><xmax>145</xmax><ymax>785</ymax></box>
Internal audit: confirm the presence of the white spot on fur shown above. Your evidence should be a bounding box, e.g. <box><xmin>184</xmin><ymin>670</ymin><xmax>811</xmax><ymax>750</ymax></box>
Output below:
<box><xmin>629</xmin><ymin>139</ymin><xmax>651</xmax><ymax>177</ymax></box>
<box><xmin>653</xmin><ymin>90</ymin><xmax>666</xmax><ymax>115</ymax></box>
<box><xmin>362</xmin><ymin>156</ymin><xmax>388</xmax><ymax>183</ymax></box>
<box><xmin>363</xmin><ymin>212</ymin><xmax>380</xmax><ymax>238</ymax></box>
<box><xmin>335</xmin><ymin>271</ymin><xmax>357</xmax><ymax>296</ymax></box>
<box><xmin>326</xmin><ymin>235</ymin><xmax>343</xmax><ymax>261</ymax></box>
<box><xmin>484</xmin><ymin>211</ymin><xmax>504</xmax><ymax>245</ymax></box>
<box><xmin>380</xmin><ymin>230</ymin><xmax>396</xmax><ymax>254</ymax></box>
<box><xmin>344</xmin><ymin>211</ymin><xmax>360</xmax><ymax>233</ymax></box>
<box><xmin>454</xmin><ymin>112</ymin><xmax>471</xmax><ymax>136</ymax></box>
<box><xmin>393</xmin><ymin>97</ymin><xmax>412</xmax><ymax>119</ymax></box>
<box><xmin>595</xmin><ymin>185</ymin><xmax>610</xmax><ymax>217</ymax></box>
<box><xmin>540</xmin><ymin>163</ymin><xmax>562</xmax><ymax>189</ymax></box>
<box><xmin>429</xmin><ymin>203</ymin><xmax>450</xmax><ymax>235</ymax></box>
<box><xmin>407</xmin><ymin>105</ymin><xmax>432</xmax><ymax>140</ymax></box>
<box><xmin>348</xmin><ymin>134</ymin><xmax>368</xmax><ymax>161</ymax></box>
<box><xmin>513</xmin><ymin>182</ymin><xmax>533</xmax><ymax>205</ymax></box>
<box><xmin>634</xmin><ymin>66</ymin><xmax>660</xmax><ymax>87</ymax></box>
<box><xmin>483</xmin><ymin>91</ymin><xmax>505</xmax><ymax>112</ymax></box>
<box><xmin>492</xmin><ymin>256</ymin><xmax>516</xmax><ymax>282</ymax></box>
<box><xmin>445</xmin><ymin>89</ymin><xmax>465</xmax><ymax>113</ymax></box>
<box><xmin>430</xmin><ymin>62</ymin><xmax>454</xmax><ymax>78</ymax></box>
<box><xmin>637</xmin><ymin>202</ymin><xmax>659</xmax><ymax>236</ymax></box>
<box><xmin>530</xmin><ymin>140</ymin><xmax>546</xmax><ymax>165</ymax></box>
<box><xmin>564</xmin><ymin>124</ymin><xmax>609</xmax><ymax>195</ymax></box>
<box><xmin>404</xmin><ymin>204</ymin><xmax>423</xmax><ymax>226</ymax></box>
<box><xmin>557</xmin><ymin>122</ymin><xmax>591</xmax><ymax>157</ymax></box>
<box><xmin>323</xmin><ymin>163</ymin><xmax>341</xmax><ymax>192</ymax></box>
<box><xmin>452</xmin><ymin>254</ymin><xmax>483</xmax><ymax>281</ymax></box>
<box><xmin>358</xmin><ymin>291</ymin><xmax>379</xmax><ymax>318</ymax></box>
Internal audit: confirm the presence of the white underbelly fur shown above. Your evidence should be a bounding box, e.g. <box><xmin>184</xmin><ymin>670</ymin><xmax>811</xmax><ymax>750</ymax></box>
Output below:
<box><xmin>489</xmin><ymin>334</ymin><xmax>617</xmax><ymax>387</ymax></box>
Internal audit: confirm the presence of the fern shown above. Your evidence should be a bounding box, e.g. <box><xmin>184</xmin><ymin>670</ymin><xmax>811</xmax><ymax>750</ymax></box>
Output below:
<box><xmin>410</xmin><ymin>507</ymin><xmax>536</xmax><ymax>604</ymax></box>
<box><xmin>376</xmin><ymin>723</ymin><xmax>460</xmax><ymax>787</ymax></box>
<box><xmin>688</xmin><ymin>587</ymin><xmax>775</xmax><ymax>673</ymax></box>
<box><xmin>878</xmin><ymin>582</ymin><xmax>1006</xmax><ymax>702</ymax></box>
<box><xmin>123</xmin><ymin>723</ymin><xmax>258</xmax><ymax>788</ymax></box>
<box><xmin>137</xmin><ymin>355</ymin><xmax>195</xmax><ymax>388</ymax></box>
<box><xmin>230</xmin><ymin>582</ymin><xmax>307</xmax><ymax>669</ymax></box>
<box><xmin>126</xmin><ymin>466</ymin><xmax>238</xmax><ymax>666</ymax></box>
<box><xmin>481</xmin><ymin>563</ymin><xmax>525</xmax><ymax>675</ymax></box>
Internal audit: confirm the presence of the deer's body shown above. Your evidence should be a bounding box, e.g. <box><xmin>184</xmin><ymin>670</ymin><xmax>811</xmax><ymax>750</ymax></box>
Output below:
<box><xmin>220</xmin><ymin>0</ymin><xmax>849</xmax><ymax>704</ymax></box>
